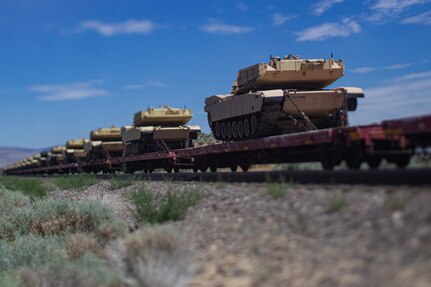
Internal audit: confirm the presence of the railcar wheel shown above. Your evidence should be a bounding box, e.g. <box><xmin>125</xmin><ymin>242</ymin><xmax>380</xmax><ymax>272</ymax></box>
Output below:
<box><xmin>232</xmin><ymin>121</ymin><xmax>238</xmax><ymax>138</ymax></box>
<box><xmin>215</xmin><ymin>122</ymin><xmax>221</xmax><ymax>138</ymax></box>
<box><xmin>346</xmin><ymin>157</ymin><xmax>362</xmax><ymax>169</ymax></box>
<box><xmin>210</xmin><ymin>164</ymin><xmax>217</xmax><ymax>172</ymax></box>
<box><xmin>221</xmin><ymin>123</ymin><xmax>226</xmax><ymax>139</ymax></box>
<box><xmin>367</xmin><ymin>158</ymin><xmax>381</xmax><ymax>169</ymax></box>
<box><xmin>226</xmin><ymin>122</ymin><xmax>232</xmax><ymax>139</ymax></box>
<box><xmin>174</xmin><ymin>167</ymin><xmax>180</xmax><ymax>173</ymax></box>
<box><xmin>321</xmin><ymin>160</ymin><xmax>335</xmax><ymax>170</ymax></box>
<box><xmin>230</xmin><ymin>165</ymin><xmax>238</xmax><ymax>172</ymax></box>
<box><xmin>251</xmin><ymin>115</ymin><xmax>258</xmax><ymax>135</ymax></box>
<box><xmin>237</xmin><ymin>121</ymin><xmax>244</xmax><ymax>138</ymax></box>
<box><xmin>193</xmin><ymin>166</ymin><xmax>198</xmax><ymax>173</ymax></box>
<box><xmin>244</xmin><ymin>119</ymin><xmax>250</xmax><ymax>137</ymax></box>
<box><xmin>240</xmin><ymin>164</ymin><xmax>250</xmax><ymax>172</ymax></box>
<box><xmin>395</xmin><ymin>156</ymin><xmax>410</xmax><ymax>169</ymax></box>
<box><xmin>166</xmin><ymin>167</ymin><xmax>172</xmax><ymax>173</ymax></box>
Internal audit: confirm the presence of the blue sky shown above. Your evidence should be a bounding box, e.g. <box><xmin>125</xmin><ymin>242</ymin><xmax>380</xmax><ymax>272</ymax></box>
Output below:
<box><xmin>0</xmin><ymin>0</ymin><xmax>430</xmax><ymax>148</ymax></box>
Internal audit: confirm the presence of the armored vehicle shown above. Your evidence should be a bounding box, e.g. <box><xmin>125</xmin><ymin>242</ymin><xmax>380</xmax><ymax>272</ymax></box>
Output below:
<box><xmin>63</xmin><ymin>138</ymin><xmax>88</xmax><ymax>163</ymax></box>
<box><xmin>38</xmin><ymin>151</ymin><xmax>50</xmax><ymax>167</ymax></box>
<box><xmin>85</xmin><ymin>126</ymin><xmax>125</xmax><ymax>160</ymax></box>
<box><xmin>121</xmin><ymin>106</ymin><xmax>201</xmax><ymax>156</ymax></box>
<box><xmin>205</xmin><ymin>54</ymin><xmax>364</xmax><ymax>141</ymax></box>
<box><xmin>47</xmin><ymin>146</ymin><xmax>66</xmax><ymax>166</ymax></box>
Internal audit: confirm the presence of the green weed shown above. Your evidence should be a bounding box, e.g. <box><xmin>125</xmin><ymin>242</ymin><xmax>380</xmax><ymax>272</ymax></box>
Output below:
<box><xmin>53</xmin><ymin>174</ymin><xmax>98</xmax><ymax>190</ymax></box>
<box><xmin>131</xmin><ymin>186</ymin><xmax>203</xmax><ymax>224</ymax></box>
<box><xmin>0</xmin><ymin>177</ymin><xmax>48</xmax><ymax>197</ymax></box>
<box><xmin>387</xmin><ymin>194</ymin><xmax>407</xmax><ymax>211</ymax></box>
<box><xmin>328</xmin><ymin>192</ymin><xmax>347</xmax><ymax>213</ymax></box>
<box><xmin>109</xmin><ymin>176</ymin><xmax>135</xmax><ymax>191</ymax></box>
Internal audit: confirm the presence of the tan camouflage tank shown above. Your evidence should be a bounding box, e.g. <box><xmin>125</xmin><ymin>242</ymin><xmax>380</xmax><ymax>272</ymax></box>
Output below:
<box><xmin>205</xmin><ymin>54</ymin><xmax>364</xmax><ymax>141</ymax></box>
<box><xmin>63</xmin><ymin>138</ymin><xmax>89</xmax><ymax>163</ymax></box>
<box><xmin>121</xmin><ymin>106</ymin><xmax>201</xmax><ymax>156</ymax></box>
<box><xmin>47</xmin><ymin>146</ymin><xmax>66</xmax><ymax>166</ymax></box>
<box><xmin>85</xmin><ymin>126</ymin><xmax>125</xmax><ymax>160</ymax></box>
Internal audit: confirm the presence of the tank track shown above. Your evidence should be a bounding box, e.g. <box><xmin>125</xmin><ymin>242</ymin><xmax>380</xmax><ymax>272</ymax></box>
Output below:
<box><xmin>210</xmin><ymin>100</ymin><xmax>283</xmax><ymax>141</ymax></box>
<box><xmin>253</xmin><ymin>101</ymin><xmax>283</xmax><ymax>138</ymax></box>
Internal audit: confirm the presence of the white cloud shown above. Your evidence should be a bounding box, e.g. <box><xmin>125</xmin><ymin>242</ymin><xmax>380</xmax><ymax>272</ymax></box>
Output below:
<box><xmin>350</xmin><ymin>71</ymin><xmax>431</xmax><ymax>124</ymax></box>
<box><xmin>200</xmin><ymin>21</ymin><xmax>252</xmax><ymax>35</ymax></box>
<box><xmin>386</xmin><ymin>70</ymin><xmax>431</xmax><ymax>81</ymax></box>
<box><xmin>351</xmin><ymin>67</ymin><xmax>378</xmax><ymax>74</ymax></box>
<box><xmin>272</xmin><ymin>14</ymin><xmax>295</xmax><ymax>26</ymax></box>
<box><xmin>77</xmin><ymin>19</ymin><xmax>155</xmax><ymax>36</ymax></box>
<box><xmin>123</xmin><ymin>80</ymin><xmax>168</xmax><ymax>90</ymax></box>
<box><xmin>29</xmin><ymin>82</ymin><xmax>108</xmax><ymax>101</ymax></box>
<box><xmin>351</xmin><ymin>62</ymin><xmax>414</xmax><ymax>73</ymax></box>
<box><xmin>371</xmin><ymin>0</ymin><xmax>429</xmax><ymax>13</ymax></box>
<box><xmin>312</xmin><ymin>0</ymin><xmax>345</xmax><ymax>16</ymax></box>
<box><xmin>401</xmin><ymin>11</ymin><xmax>431</xmax><ymax>24</ymax></box>
<box><xmin>296</xmin><ymin>18</ymin><xmax>360</xmax><ymax>41</ymax></box>
<box><xmin>237</xmin><ymin>3</ymin><xmax>248</xmax><ymax>12</ymax></box>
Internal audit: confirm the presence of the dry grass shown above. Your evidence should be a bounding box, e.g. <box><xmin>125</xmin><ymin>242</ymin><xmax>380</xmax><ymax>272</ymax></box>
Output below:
<box><xmin>107</xmin><ymin>225</ymin><xmax>196</xmax><ymax>287</ymax></box>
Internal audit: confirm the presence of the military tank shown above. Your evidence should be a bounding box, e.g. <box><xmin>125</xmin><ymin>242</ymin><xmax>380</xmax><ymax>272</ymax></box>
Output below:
<box><xmin>84</xmin><ymin>126</ymin><xmax>125</xmax><ymax>161</ymax></box>
<box><xmin>205</xmin><ymin>54</ymin><xmax>364</xmax><ymax>141</ymax></box>
<box><xmin>121</xmin><ymin>106</ymin><xmax>201</xmax><ymax>156</ymax></box>
<box><xmin>38</xmin><ymin>151</ymin><xmax>50</xmax><ymax>167</ymax></box>
<box><xmin>63</xmin><ymin>138</ymin><xmax>89</xmax><ymax>163</ymax></box>
<box><xmin>47</xmin><ymin>146</ymin><xmax>66</xmax><ymax>166</ymax></box>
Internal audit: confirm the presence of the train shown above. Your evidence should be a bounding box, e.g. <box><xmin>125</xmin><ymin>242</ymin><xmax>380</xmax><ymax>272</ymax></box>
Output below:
<box><xmin>3</xmin><ymin>54</ymin><xmax>431</xmax><ymax>175</ymax></box>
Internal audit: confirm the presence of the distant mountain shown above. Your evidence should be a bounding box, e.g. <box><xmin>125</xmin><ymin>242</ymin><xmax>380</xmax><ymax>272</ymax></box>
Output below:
<box><xmin>0</xmin><ymin>146</ymin><xmax>43</xmax><ymax>168</ymax></box>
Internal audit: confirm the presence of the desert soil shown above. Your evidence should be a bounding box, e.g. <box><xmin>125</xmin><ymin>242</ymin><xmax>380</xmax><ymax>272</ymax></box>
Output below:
<box><xmin>49</xmin><ymin>181</ymin><xmax>431</xmax><ymax>287</ymax></box>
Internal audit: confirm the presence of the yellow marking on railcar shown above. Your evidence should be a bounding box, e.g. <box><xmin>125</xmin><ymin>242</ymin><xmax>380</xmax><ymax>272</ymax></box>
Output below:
<box><xmin>384</xmin><ymin>128</ymin><xmax>403</xmax><ymax>135</ymax></box>
<box><xmin>350</xmin><ymin>131</ymin><xmax>360</xmax><ymax>140</ymax></box>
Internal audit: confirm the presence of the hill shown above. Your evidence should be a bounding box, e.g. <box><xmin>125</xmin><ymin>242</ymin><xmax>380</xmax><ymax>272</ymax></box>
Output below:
<box><xmin>0</xmin><ymin>146</ymin><xmax>43</xmax><ymax>168</ymax></box>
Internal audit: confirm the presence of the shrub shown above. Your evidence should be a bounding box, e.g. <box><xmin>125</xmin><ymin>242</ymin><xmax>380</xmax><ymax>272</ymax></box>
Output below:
<box><xmin>107</xmin><ymin>226</ymin><xmax>195</xmax><ymax>287</ymax></box>
<box><xmin>131</xmin><ymin>187</ymin><xmax>203</xmax><ymax>224</ymax></box>
<box><xmin>66</xmin><ymin>233</ymin><xmax>100</xmax><ymax>259</ymax></box>
<box><xmin>0</xmin><ymin>271</ymin><xmax>21</xmax><ymax>287</ymax></box>
<box><xmin>0</xmin><ymin>177</ymin><xmax>48</xmax><ymax>197</ymax></box>
<box><xmin>53</xmin><ymin>175</ymin><xmax>98</xmax><ymax>190</ymax></box>
<box><xmin>0</xmin><ymin>199</ymin><xmax>116</xmax><ymax>240</ymax></box>
<box><xmin>20</xmin><ymin>253</ymin><xmax>121</xmax><ymax>287</ymax></box>
<box><xmin>0</xmin><ymin>236</ymin><xmax>67</xmax><ymax>271</ymax></box>
<box><xmin>0</xmin><ymin>188</ymin><xmax>31</xmax><ymax>216</ymax></box>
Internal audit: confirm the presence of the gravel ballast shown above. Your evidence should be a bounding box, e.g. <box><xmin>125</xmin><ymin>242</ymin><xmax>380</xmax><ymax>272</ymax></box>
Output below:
<box><xmin>48</xmin><ymin>180</ymin><xmax>431</xmax><ymax>287</ymax></box>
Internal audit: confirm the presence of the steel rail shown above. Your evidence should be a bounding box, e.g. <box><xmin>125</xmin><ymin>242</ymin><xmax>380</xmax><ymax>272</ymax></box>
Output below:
<box><xmin>87</xmin><ymin>169</ymin><xmax>431</xmax><ymax>185</ymax></box>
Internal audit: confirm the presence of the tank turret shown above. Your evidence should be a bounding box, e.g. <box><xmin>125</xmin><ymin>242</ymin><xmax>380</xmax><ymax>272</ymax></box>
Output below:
<box><xmin>232</xmin><ymin>54</ymin><xmax>344</xmax><ymax>95</ymax></box>
<box><xmin>134</xmin><ymin>106</ymin><xmax>193</xmax><ymax>127</ymax></box>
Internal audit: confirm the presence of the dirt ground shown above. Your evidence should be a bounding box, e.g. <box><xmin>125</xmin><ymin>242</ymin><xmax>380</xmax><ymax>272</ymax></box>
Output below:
<box><xmin>49</xmin><ymin>181</ymin><xmax>431</xmax><ymax>287</ymax></box>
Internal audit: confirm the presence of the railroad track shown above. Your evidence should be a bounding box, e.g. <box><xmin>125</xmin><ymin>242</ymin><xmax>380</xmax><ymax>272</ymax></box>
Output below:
<box><xmin>90</xmin><ymin>169</ymin><xmax>431</xmax><ymax>186</ymax></box>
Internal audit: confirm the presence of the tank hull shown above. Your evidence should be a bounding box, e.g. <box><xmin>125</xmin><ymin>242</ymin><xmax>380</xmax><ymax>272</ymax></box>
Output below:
<box><xmin>84</xmin><ymin>141</ymin><xmax>125</xmax><ymax>160</ymax></box>
<box><xmin>121</xmin><ymin>125</ymin><xmax>200</xmax><ymax>155</ymax></box>
<box><xmin>205</xmin><ymin>88</ymin><xmax>358</xmax><ymax>141</ymax></box>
